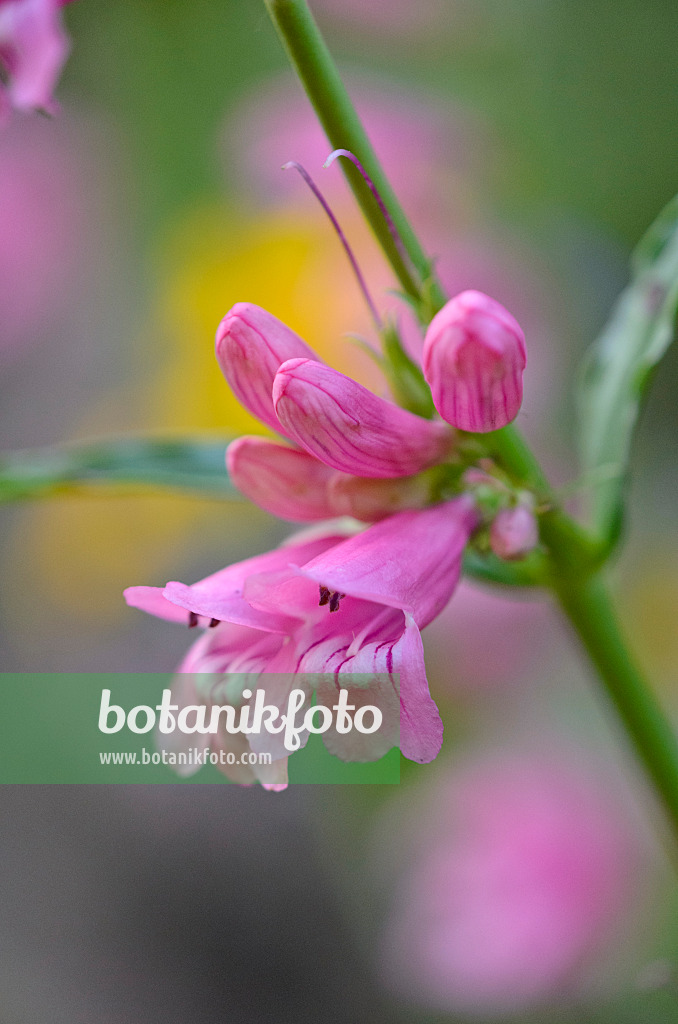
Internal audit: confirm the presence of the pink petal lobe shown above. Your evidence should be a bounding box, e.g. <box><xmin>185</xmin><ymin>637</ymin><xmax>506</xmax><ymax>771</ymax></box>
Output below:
<box><xmin>398</xmin><ymin>614</ymin><xmax>443</xmax><ymax>763</ymax></box>
<box><xmin>300</xmin><ymin>498</ymin><xmax>478</xmax><ymax>628</ymax></box>
<box><xmin>273</xmin><ymin>357</ymin><xmax>453</xmax><ymax>478</ymax></box>
<box><xmin>215</xmin><ymin>303</ymin><xmax>320</xmax><ymax>435</ymax></box>
<box><xmin>227</xmin><ymin>435</ymin><xmax>339</xmax><ymax>521</ymax></box>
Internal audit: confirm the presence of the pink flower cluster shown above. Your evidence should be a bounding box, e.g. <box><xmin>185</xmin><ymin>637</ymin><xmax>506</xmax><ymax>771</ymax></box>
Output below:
<box><xmin>0</xmin><ymin>0</ymin><xmax>72</xmax><ymax>120</ymax></box>
<box><xmin>126</xmin><ymin>290</ymin><xmax>532</xmax><ymax>787</ymax></box>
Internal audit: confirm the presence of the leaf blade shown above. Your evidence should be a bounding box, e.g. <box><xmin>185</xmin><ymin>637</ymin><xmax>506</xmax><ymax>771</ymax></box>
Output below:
<box><xmin>578</xmin><ymin>194</ymin><xmax>678</xmax><ymax>542</ymax></box>
<box><xmin>0</xmin><ymin>437</ymin><xmax>241</xmax><ymax>502</ymax></box>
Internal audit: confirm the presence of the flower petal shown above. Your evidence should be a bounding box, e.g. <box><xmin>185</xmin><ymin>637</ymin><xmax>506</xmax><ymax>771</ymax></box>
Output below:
<box><xmin>126</xmin><ymin>533</ymin><xmax>344</xmax><ymax>633</ymax></box>
<box><xmin>215</xmin><ymin>303</ymin><xmax>320</xmax><ymax>435</ymax></box>
<box><xmin>273</xmin><ymin>357</ymin><xmax>453</xmax><ymax>478</ymax></box>
<box><xmin>398</xmin><ymin>614</ymin><xmax>443</xmax><ymax>763</ymax></box>
<box><xmin>227</xmin><ymin>435</ymin><xmax>339</xmax><ymax>521</ymax></box>
<box><xmin>300</xmin><ymin>498</ymin><xmax>478</xmax><ymax>628</ymax></box>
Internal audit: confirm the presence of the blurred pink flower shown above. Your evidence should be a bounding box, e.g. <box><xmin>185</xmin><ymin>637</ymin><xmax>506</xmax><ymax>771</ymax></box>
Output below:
<box><xmin>425</xmin><ymin>579</ymin><xmax>557</xmax><ymax>690</ymax></box>
<box><xmin>380</xmin><ymin>753</ymin><xmax>638</xmax><ymax>1014</ymax></box>
<box><xmin>222</xmin><ymin>77</ymin><xmax>479</xmax><ymax>223</ymax></box>
<box><xmin>0</xmin><ymin>117</ymin><xmax>82</xmax><ymax>359</ymax></box>
<box><xmin>0</xmin><ymin>0</ymin><xmax>72</xmax><ymax>118</ymax></box>
<box><xmin>313</xmin><ymin>0</ymin><xmax>450</xmax><ymax>38</ymax></box>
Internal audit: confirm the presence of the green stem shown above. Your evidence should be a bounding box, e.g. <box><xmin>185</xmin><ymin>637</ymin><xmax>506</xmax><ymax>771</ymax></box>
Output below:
<box><xmin>263</xmin><ymin>0</ymin><xmax>678</xmax><ymax>848</ymax></box>
<box><xmin>556</xmin><ymin>573</ymin><xmax>678</xmax><ymax>840</ymax></box>
<box><xmin>264</xmin><ymin>0</ymin><xmax>446</xmax><ymax>313</ymax></box>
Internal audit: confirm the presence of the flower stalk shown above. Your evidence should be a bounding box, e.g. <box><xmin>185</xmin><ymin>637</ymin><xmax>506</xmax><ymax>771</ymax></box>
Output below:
<box><xmin>263</xmin><ymin>0</ymin><xmax>446</xmax><ymax>316</ymax></box>
<box><xmin>264</xmin><ymin>0</ymin><xmax>678</xmax><ymax>849</ymax></box>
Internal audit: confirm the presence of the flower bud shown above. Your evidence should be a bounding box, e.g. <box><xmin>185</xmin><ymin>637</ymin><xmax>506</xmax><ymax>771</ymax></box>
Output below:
<box><xmin>422</xmin><ymin>290</ymin><xmax>526</xmax><ymax>433</ymax></box>
<box><xmin>215</xmin><ymin>303</ymin><xmax>319</xmax><ymax>434</ymax></box>
<box><xmin>489</xmin><ymin>505</ymin><xmax>538</xmax><ymax>561</ymax></box>
<box><xmin>226</xmin><ymin>436</ymin><xmax>337</xmax><ymax>522</ymax></box>
<box><xmin>273</xmin><ymin>357</ymin><xmax>453</xmax><ymax>478</ymax></box>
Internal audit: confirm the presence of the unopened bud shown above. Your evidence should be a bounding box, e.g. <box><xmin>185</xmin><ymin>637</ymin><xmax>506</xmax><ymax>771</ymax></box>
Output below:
<box><xmin>490</xmin><ymin>505</ymin><xmax>538</xmax><ymax>561</ymax></box>
<box><xmin>422</xmin><ymin>290</ymin><xmax>526</xmax><ymax>433</ymax></box>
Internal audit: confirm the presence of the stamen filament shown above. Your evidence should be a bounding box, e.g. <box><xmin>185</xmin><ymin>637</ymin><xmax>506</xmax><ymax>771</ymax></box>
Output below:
<box><xmin>283</xmin><ymin>160</ymin><xmax>382</xmax><ymax>330</ymax></box>
<box><xmin>324</xmin><ymin>149</ymin><xmax>414</xmax><ymax>278</ymax></box>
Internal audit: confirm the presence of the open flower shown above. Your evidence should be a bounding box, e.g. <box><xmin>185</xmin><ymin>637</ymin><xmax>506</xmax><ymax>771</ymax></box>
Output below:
<box><xmin>0</xmin><ymin>0</ymin><xmax>72</xmax><ymax>119</ymax></box>
<box><xmin>125</xmin><ymin>497</ymin><xmax>478</xmax><ymax>786</ymax></box>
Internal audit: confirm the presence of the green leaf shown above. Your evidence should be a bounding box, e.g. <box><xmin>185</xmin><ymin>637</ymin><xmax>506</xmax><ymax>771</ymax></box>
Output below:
<box><xmin>0</xmin><ymin>437</ymin><xmax>241</xmax><ymax>502</ymax></box>
<box><xmin>578</xmin><ymin>194</ymin><xmax>678</xmax><ymax>544</ymax></box>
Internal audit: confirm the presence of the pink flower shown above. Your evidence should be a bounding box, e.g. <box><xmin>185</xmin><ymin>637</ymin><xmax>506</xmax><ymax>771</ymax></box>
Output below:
<box><xmin>490</xmin><ymin>504</ymin><xmax>539</xmax><ymax>560</ymax></box>
<box><xmin>0</xmin><ymin>0</ymin><xmax>72</xmax><ymax>119</ymax></box>
<box><xmin>125</xmin><ymin>498</ymin><xmax>478</xmax><ymax>782</ymax></box>
<box><xmin>380</xmin><ymin>752</ymin><xmax>638</xmax><ymax>1014</ymax></box>
<box><xmin>217</xmin><ymin>303</ymin><xmax>454</xmax><ymax>495</ymax></box>
<box><xmin>423</xmin><ymin>289</ymin><xmax>527</xmax><ymax>432</ymax></box>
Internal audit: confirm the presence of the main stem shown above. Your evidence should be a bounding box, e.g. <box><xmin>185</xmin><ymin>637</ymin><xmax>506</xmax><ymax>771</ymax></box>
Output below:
<box><xmin>555</xmin><ymin>573</ymin><xmax>678</xmax><ymax>839</ymax></box>
<box><xmin>264</xmin><ymin>0</ymin><xmax>678</xmax><ymax>847</ymax></box>
<box><xmin>264</xmin><ymin>0</ymin><xmax>446</xmax><ymax>314</ymax></box>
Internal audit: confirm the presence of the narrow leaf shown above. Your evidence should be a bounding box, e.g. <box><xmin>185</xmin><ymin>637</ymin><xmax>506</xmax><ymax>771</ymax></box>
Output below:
<box><xmin>0</xmin><ymin>437</ymin><xmax>240</xmax><ymax>502</ymax></box>
<box><xmin>578</xmin><ymin>194</ymin><xmax>678</xmax><ymax>543</ymax></box>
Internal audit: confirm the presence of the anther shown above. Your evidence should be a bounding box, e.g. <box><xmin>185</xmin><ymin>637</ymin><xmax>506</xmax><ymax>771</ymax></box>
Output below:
<box><xmin>329</xmin><ymin>591</ymin><xmax>346</xmax><ymax>613</ymax></box>
<box><xmin>209</xmin><ymin>618</ymin><xmax>220</xmax><ymax>628</ymax></box>
<box><xmin>318</xmin><ymin>585</ymin><xmax>331</xmax><ymax>607</ymax></box>
<box><xmin>188</xmin><ymin>611</ymin><xmax>199</xmax><ymax>629</ymax></box>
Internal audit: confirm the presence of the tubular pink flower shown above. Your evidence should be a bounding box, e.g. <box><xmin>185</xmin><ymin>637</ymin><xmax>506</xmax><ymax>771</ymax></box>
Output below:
<box><xmin>273</xmin><ymin>357</ymin><xmax>454</xmax><ymax>478</ymax></box>
<box><xmin>226</xmin><ymin>435</ymin><xmax>339</xmax><ymax>522</ymax></box>
<box><xmin>125</xmin><ymin>500</ymin><xmax>477</xmax><ymax>771</ymax></box>
<box><xmin>164</xmin><ymin>629</ymin><xmax>293</xmax><ymax>790</ymax></box>
<box><xmin>490</xmin><ymin>505</ymin><xmax>539</xmax><ymax>561</ymax></box>
<box><xmin>0</xmin><ymin>0</ymin><xmax>70</xmax><ymax>117</ymax></box>
<box><xmin>215</xmin><ymin>302</ymin><xmax>320</xmax><ymax>435</ymax></box>
<box><xmin>328</xmin><ymin>472</ymin><xmax>433</xmax><ymax>522</ymax></box>
<box><xmin>422</xmin><ymin>290</ymin><xmax>527</xmax><ymax>433</ymax></box>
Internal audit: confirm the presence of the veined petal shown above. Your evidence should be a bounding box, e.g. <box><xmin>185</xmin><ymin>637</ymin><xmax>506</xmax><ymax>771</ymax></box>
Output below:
<box><xmin>124</xmin><ymin>584</ymin><xmax>198</xmax><ymax>624</ymax></box>
<box><xmin>215</xmin><ymin>303</ymin><xmax>320</xmax><ymax>434</ymax></box>
<box><xmin>301</xmin><ymin>498</ymin><xmax>478</xmax><ymax>628</ymax></box>
<box><xmin>126</xmin><ymin>533</ymin><xmax>344</xmax><ymax>633</ymax></box>
<box><xmin>297</xmin><ymin>610</ymin><xmax>442</xmax><ymax>764</ymax></box>
<box><xmin>398</xmin><ymin>614</ymin><xmax>443</xmax><ymax>763</ymax></box>
<box><xmin>273</xmin><ymin>358</ymin><xmax>453</xmax><ymax>478</ymax></box>
<box><xmin>423</xmin><ymin>290</ymin><xmax>527</xmax><ymax>433</ymax></box>
<box><xmin>227</xmin><ymin>435</ymin><xmax>339</xmax><ymax>521</ymax></box>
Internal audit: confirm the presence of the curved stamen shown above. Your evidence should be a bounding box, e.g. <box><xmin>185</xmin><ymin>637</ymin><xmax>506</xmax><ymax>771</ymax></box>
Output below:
<box><xmin>283</xmin><ymin>160</ymin><xmax>382</xmax><ymax>330</ymax></box>
<box><xmin>324</xmin><ymin>149</ymin><xmax>414</xmax><ymax>279</ymax></box>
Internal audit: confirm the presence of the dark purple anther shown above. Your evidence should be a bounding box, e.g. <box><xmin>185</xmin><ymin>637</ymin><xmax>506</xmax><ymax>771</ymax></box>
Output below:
<box><xmin>329</xmin><ymin>591</ymin><xmax>346</xmax><ymax>613</ymax></box>
<box><xmin>188</xmin><ymin>611</ymin><xmax>199</xmax><ymax>629</ymax></box>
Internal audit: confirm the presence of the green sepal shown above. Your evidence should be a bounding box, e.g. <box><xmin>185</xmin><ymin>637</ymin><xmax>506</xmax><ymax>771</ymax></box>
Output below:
<box><xmin>380</xmin><ymin>320</ymin><xmax>436</xmax><ymax>418</ymax></box>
